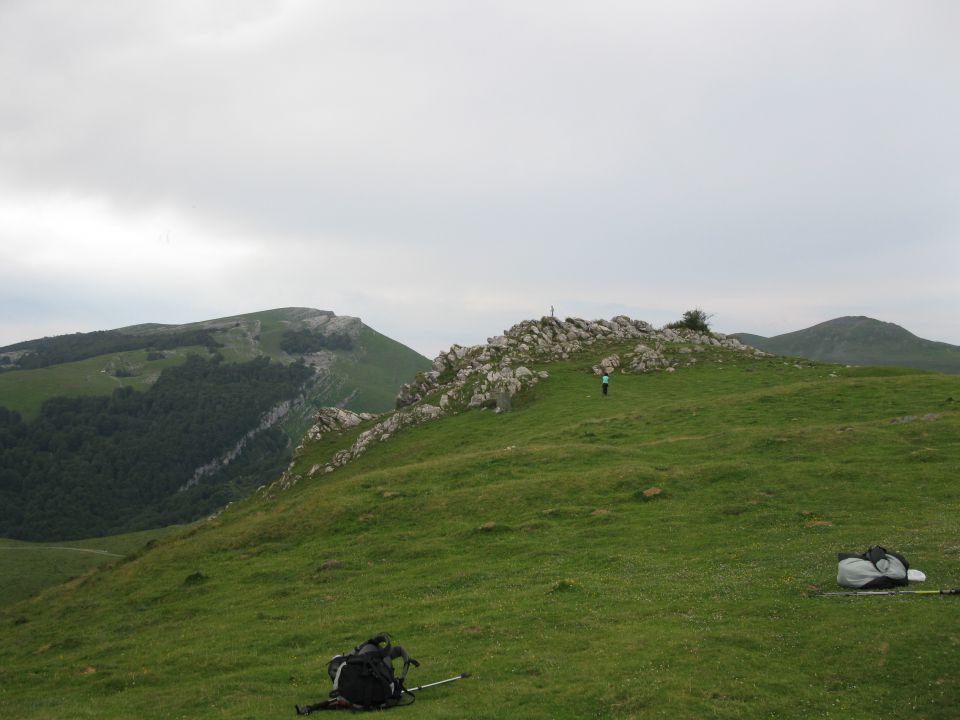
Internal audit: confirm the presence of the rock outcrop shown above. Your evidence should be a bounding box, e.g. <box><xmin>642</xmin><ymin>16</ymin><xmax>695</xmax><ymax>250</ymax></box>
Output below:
<box><xmin>275</xmin><ymin>403</ymin><xmax>443</xmax><ymax>489</ymax></box>
<box><xmin>272</xmin><ymin>315</ymin><xmax>763</xmax><ymax>492</ymax></box>
<box><xmin>304</xmin><ymin>407</ymin><xmax>378</xmax><ymax>443</ymax></box>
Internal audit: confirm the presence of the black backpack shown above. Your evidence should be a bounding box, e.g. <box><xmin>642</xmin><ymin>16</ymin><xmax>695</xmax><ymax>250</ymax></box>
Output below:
<box><xmin>296</xmin><ymin>633</ymin><xmax>419</xmax><ymax>714</ymax></box>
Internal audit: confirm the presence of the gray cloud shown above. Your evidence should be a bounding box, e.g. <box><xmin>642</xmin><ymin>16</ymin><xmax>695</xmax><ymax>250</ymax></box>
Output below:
<box><xmin>1</xmin><ymin>0</ymin><xmax>958</xmax><ymax>356</ymax></box>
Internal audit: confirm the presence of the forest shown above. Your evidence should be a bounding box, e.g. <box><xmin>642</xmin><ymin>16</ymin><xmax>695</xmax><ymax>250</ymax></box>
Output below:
<box><xmin>279</xmin><ymin>328</ymin><xmax>353</xmax><ymax>353</ymax></box>
<box><xmin>0</xmin><ymin>328</ymin><xmax>222</xmax><ymax>370</ymax></box>
<box><xmin>0</xmin><ymin>354</ymin><xmax>314</xmax><ymax>541</ymax></box>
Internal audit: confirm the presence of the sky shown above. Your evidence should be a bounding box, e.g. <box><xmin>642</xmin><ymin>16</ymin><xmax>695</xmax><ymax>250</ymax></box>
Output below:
<box><xmin>1</xmin><ymin>0</ymin><xmax>958</xmax><ymax>359</ymax></box>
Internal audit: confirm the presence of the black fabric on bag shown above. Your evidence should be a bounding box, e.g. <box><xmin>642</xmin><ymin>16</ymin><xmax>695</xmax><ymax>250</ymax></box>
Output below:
<box><xmin>322</xmin><ymin>633</ymin><xmax>418</xmax><ymax>710</ymax></box>
<box><xmin>336</xmin><ymin>654</ymin><xmax>395</xmax><ymax>707</ymax></box>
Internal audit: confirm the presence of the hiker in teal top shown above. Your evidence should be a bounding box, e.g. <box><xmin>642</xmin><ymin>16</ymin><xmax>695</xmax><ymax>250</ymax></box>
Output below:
<box><xmin>602</xmin><ymin>371</ymin><xmax>609</xmax><ymax>396</ymax></box>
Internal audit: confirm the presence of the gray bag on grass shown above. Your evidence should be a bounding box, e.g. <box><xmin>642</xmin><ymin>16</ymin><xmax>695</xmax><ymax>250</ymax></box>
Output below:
<box><xmin>837</xmin><ymin>546</ymin><xmax>908</xmax><ymax>589</ymax></box>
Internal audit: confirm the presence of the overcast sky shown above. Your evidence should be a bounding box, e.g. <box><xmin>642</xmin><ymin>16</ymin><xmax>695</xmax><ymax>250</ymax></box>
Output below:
<box><xmin>1</xmin><ymin>0</ymin><xmax>958</xmax><ymax>358</ymax></box>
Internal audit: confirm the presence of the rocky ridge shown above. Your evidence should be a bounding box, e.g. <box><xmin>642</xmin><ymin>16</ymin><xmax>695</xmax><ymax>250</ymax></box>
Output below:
<box><xmin>271</xmin><ymin>316</ymin><xmax>761</xmax><ymax>491</ymax></box>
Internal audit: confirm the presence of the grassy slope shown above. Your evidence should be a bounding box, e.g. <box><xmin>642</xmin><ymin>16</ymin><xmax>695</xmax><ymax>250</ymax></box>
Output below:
<box><xmin>0</xmin><ymin>527</ymin><xmax>187</xmax><ymax>606</ymax></box>
<box><xmin>0</xmin><ymin>347</ymin><xmax>210</xmax><ymax>421</ymax></box>
<box><xmin>266</xmin><ymin>324</ymin><xmax>432</xmax><ymax>444</ymax></box>
<box><xmin>732</xmin><ymin>333</ymin><xmax>767</xmax><ymax>348</ymax></box>
<box><xmin>338</xmin><ymin>325</ymin><xmax>434</xmax><ymax>412</ymax></box>
<box><xmin>1</xmin><ymin>342</ymin><xmax>958</xmax><ymax>719</ymax></box>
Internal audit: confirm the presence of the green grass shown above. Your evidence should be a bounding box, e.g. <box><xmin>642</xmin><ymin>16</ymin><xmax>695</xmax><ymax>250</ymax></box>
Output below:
<box><xmin>0</xmin><ymin>347</ymin><xmax>210</xmax><ymax>421</ymax></box>
<box><xmin>0</xmin><ymin>526</ymin><xmax>187</xmax><ymax>606</ymax></box>
<box><xmin>1</xmin><ymin>341</ymin><xmax>958</xmax><ymax>718</ymax></box>
<box><xmin>337</xmin><ymin>325</ymin><xmax>437</xmax><ymax>411</ymax></box>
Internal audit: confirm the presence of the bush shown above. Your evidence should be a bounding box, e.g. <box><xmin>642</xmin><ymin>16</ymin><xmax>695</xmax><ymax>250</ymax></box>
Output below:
<box><xmin>667</xmin><ymin>308</ymin><xmax>713</xmax><ymax>333</ymax></box>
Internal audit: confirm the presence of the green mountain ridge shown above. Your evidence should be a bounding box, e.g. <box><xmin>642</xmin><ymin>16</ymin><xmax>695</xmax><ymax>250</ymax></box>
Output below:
<box><xmin>0</xmin><ymin>308</ymin><xmax>431</xmax><ymax>541</ymax></box>
<box><xmin>1</xmin><ymin>315</ymin><xmax>958</xmax><ymax>718</ymax></box>
<box><xmin>0</xmin><ymin>307</ymin><xmax>431</xmax><ymax>421</ymax></box>
<box><xmin>733</xmin><ymin>316</ymin><xmax>960</xmax><ymax>374</ymax></box>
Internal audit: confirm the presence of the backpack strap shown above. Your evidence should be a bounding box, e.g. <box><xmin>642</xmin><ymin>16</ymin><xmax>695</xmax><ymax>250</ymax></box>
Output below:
<box><xmin>356</xmin><ymin>634</ymin><xmax>419</xmax><ymax>682</ymax></box>
<box><xmin>387</xmin><ymin>644</ymin><xmax>420</xmax><ymax>682</ymax></box>
<box><xmin>865</xmin><ymin>546</ymin><xmax>888</xmax><ymax>570</ymax></box>
<box><xmin>295</xmin><ymin>698</ymin><xmax>349</xmax><ymax>714</ymax></box>
<box><xmin>865</xmin><ymin>546</ymin><xmax>910</xmax><ymax>574</ymax></box>
<box><xmin>355</xmin><ymin>633</ymin><xmax>392</xmax><ymax>655</ymax></box>
<box><xmin>389</xmin><ymin>647</ymin><xmax>419</xmax><ymax>708</ymax></box>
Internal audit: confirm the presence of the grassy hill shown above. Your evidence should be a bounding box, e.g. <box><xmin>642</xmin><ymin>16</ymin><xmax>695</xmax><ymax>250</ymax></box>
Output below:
<box><xmin>0</xmin><ymin>527</ymin><xmax>185</xmax><ymax>606</ymax></box>
<box><xmin>734</xmin><ymin>316</ymin><xmax>960</xmax><ymax>374</ymax></box>
<box><xmin>0</xmin><ymin>326</ymin><xmax>957</xmax><ymax>718</ymax></box>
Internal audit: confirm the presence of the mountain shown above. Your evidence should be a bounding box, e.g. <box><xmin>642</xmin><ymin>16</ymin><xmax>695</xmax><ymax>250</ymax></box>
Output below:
<box><xmin>0</xmin><ymin>308</ymin><xmax>431</xmax><ymax>540</ymax></box>
<box><xmin>733</xmin><ymin>316</ymin><xmax>960</xmax><ymax>374</ymax></box>
<box><xmin>1</xmin><ymin>315</ymin><xmax>957</xmax><ymax>718</ymax></box>
<box><xmin>0</xmin><ymin>307</ymin><xmax>429</xmax><ymax>424</ymax></box>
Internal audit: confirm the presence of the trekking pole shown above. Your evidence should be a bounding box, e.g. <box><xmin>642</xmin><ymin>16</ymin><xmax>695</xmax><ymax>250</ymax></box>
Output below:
<box><xmin>406</xmin><ymin>672</ymin><xmax>471</xmax><ymax>693</ymax></box>
<box><xmin>814</xmin><ymin>588</ymin><xmax>960</xmax><ymax>597</ymax></box>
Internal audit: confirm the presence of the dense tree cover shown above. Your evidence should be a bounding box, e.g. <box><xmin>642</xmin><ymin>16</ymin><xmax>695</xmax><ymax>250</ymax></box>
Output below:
<box><xmin>0</xmin><ymin>329</ymin><xmax>222</xmax><ymax>370</ymax></box>
<box><xmin>0</xmin><ymin>354</ymin><xmax>313</xmax><ymax>541</ymax></box>
<box><xmin>279</xmin><ymin>329</ymin><xmax>353</xmax><ymax>354</ymax></box>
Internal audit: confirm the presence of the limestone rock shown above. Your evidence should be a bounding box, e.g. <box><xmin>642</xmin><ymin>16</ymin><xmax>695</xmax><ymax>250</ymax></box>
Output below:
<box><xmin>593</xmin><ymin>355</ymin><xmax>621</xmax><ymax>375</ymax></box>
<box><xmin>277</xmin><ymin>314</ymin><xmax>761</xmax><ymax>493</ymax></box>
<box><xmin>306</xmin><ymin>407</ymin><xmax>377</xmax><ymax>442</ymax></box>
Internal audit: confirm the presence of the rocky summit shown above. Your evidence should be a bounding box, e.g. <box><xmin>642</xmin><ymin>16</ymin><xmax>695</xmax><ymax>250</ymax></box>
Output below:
<box><xmin>398</xmin><ymin>315</ymin><xmax>759</xmax><ymax>412</ymax></box>
<box><xmin>275</xmin><ymin>315</ymin><xmax>763</xmax><ymax>490</ymax></box>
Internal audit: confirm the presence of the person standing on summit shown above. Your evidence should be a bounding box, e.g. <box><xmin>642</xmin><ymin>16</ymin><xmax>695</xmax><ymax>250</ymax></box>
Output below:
<box><xmin>601</xmin><ymin>371</ymin><xmax>609</xmax><ymax>396</ymax></box>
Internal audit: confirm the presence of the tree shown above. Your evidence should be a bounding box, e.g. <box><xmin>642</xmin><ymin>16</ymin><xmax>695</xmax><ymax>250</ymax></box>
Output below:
<box><xmin>668</xmin><ymin>308</ymin><xmax>714</xmax><ymax>333</ymax></box>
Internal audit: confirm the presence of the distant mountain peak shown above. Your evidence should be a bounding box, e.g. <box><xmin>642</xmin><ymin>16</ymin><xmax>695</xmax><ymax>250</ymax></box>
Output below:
<box><xmin>734</xmin><ymin>317</ymin><xmax>958</xmax><ymax>373</ymax></box>
<box><xmin>810</xmin><ymin>316</ymin><xmax>914</xmax><ymax>334</ymax></box>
